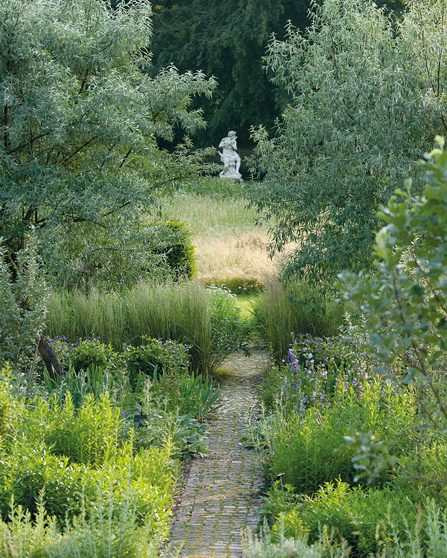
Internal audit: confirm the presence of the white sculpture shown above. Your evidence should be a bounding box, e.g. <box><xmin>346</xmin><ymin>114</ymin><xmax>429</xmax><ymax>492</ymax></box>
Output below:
<box><xmin>219</xmin><ymin>130</ymin><xmax>243</xmax><ymax>182</ymax></box>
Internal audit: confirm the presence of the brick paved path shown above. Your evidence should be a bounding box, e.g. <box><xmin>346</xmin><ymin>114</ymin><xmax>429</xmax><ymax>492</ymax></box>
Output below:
<box><xmin>168</xmin><ymin>351</ymin><xmax>268</xmax><ymax>557</ymax></box>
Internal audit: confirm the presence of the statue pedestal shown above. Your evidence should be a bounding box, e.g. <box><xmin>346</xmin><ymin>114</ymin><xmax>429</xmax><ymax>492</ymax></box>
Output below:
<box><xmin>219</xmin><ymin>169</ymin><xmax>243</xmax><ymax>183</ymax></box>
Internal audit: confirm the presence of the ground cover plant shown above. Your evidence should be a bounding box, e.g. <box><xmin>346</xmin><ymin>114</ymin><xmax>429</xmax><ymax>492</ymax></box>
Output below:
<box><xmin>0</xmin><ymin>364</ymin><xmax>178</xmax><ymax>556</ymax></box>
<box><xmin>254</xmin><ymin>336</ymin><xmax>425</xmax><ymax>556</ymax></box>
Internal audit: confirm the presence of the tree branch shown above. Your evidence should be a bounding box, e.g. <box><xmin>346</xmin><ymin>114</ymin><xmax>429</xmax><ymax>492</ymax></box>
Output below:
<box><xmin>62</xmin><ymin>136</ymin><xmax>98</xmax><ymax>165</ymax></box>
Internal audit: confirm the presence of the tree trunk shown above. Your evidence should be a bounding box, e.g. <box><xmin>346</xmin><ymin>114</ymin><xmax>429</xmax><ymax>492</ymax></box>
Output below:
<box><xmin>38</xmin><ymin>335</ymin><xmax>63</xmax><ymax>379</ymax></box>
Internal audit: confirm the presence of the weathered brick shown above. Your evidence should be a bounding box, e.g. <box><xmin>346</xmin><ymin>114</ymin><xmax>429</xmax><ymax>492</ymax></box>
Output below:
<box><xmin>167</xmin><ymin>352</ymin><xmax>268</xmax><ymax>558</ymax></box>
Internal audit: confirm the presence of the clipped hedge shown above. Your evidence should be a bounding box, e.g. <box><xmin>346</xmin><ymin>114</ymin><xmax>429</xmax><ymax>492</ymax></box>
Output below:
<box><xmin>147</xmin><ymin>220</ymin><xmax>196</xmax><ymax>280</ymax></box>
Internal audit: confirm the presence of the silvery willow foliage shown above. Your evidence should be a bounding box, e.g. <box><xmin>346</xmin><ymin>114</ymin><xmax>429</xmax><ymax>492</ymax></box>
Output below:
<box><xmin>0</xmin><ymin>0</ymin><xmax>215</xmax><ymax>281</ymax></box>
<box><xmin>249</xmin><ymin>0</ymin><xmax>447</xmax><ymax>281</ymax></box>
<box><xmin>342</xmin><ymin>138</ymin><xmax>447</xmax><ymax>426</ymax></box>
<box><xmin>0</xmin><ymin>237</ymin><xmax>48</xmax><ymax>365</ymax></box>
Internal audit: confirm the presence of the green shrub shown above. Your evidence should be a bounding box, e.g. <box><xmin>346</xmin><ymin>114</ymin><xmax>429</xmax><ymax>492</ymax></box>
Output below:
<box><xmin>147</xmin><ymin>220</ymin><xmax>196</xmax><ymax>280</ymax></box>
<box><xmin>0</xmin><ymin>364</ymin><xmax>179</xmax><ymax>556</ymax></box>
<box><xmin>0</xmin><ymin>238</ymin><xmax>48</xmax><ymax>367</ymax></box>
<box><xmin>341</xmin><ymin>138</ymin><xmax>447</xmax><ymax>433</ymax></box>
<box><xmin>122</xmin><ymin>337</ymin><xmax>189</xmax><ymax>381</ymax></box>
<box><xmin>10</xmin><ymin>450</ymin><xmax>94</xmax><ymax>520</ymax></box>
<box><xmin>65</xmin><ymin>339</ymin><xmax>118</xmax><ymax>373</ymax></box>
<box><xmin>397</xmin><ymin>440</ymin><xmax>447</xmax><ymax>503</ymax></box>
<box><xmin>49</xmin><ymin>222</ymin><xmax>172</xmax><ymax>292</ymax></box>
<box><xmin>269</xmin><ymin>481</ymin><xmax>418</xmax><ymax>557</ymax></box>
<box><xmin>44</xmin><ymin>393</ymin><xmax>122</xmax><ymax>466</ymax></box>
<box><xmin>265</xmin><ymin>380</ymin><xmax>416</xmax><ymax>493</ymax></box>
<box><xmin>255</xmin><ymin>279</ymin><xmax>346</xmax><ymax>364</ymax></box>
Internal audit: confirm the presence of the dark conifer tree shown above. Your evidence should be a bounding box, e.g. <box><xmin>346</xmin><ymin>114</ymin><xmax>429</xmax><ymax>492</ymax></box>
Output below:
<box><xmin>152</xmin><ymin>0</ymin><xmax>404</xmax><ymax>148</ymax></box>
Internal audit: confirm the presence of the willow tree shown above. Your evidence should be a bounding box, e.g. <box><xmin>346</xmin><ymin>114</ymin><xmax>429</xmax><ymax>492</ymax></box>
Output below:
<box><xmin>0</xmin><ymin>0</ymin><xmax>215</xmax><ymax>285</ymax></box>
<box><xmin>249</xmin><ymin>0</ymin><xmax>447</xmax><ymax>281</ymax></box>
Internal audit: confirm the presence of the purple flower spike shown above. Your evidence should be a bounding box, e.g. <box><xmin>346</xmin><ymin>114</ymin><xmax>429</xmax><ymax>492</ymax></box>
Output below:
<box><xmin>288</xmin><ymin>349</ymin><xmax>299</xmax><ymax>372</ymax></box>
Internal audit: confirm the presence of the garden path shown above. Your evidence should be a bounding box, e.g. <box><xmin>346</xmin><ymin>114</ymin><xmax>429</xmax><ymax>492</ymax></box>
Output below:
<box><xmin>168</xmin><ymin>351</ymin><xmax>268</xmax><ymax>557</ymax></box>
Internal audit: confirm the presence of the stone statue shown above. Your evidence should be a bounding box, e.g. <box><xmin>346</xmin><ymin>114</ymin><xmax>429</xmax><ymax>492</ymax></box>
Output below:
<box><xmin>219</xmin><ymin>130</ymin><xmax>243</xmax><ymax>182</ymax></box>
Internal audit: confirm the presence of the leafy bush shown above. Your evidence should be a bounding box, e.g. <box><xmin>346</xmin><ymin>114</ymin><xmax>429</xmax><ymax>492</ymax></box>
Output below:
<box><xmin>0</xmin><ymin>490</ymin><xmax>165</xmax><ymax>558</ymax></box>
<box><xmin>268</xmin><ymin>481</ymin><xmax>418</xmax><ymax>557</ymax></box>
<box><xmin>65</xmin><ymin>339</ymin><xmax>118</xmax><ymax>373</ymax></box>
<box><xmin>248</xmin><ymin>0</ymin><xmax>444</xmax><ymax>281</ymax></box>
<box><xmin>50</xmin><ymin>222</ymin><xmax>173</xmax><ymax>292</ymax></box>
<box><xmin>122</xmin><ymin>337</ymin><xmax>189</xmax><ymax>381</ymax></box>
<box><xmin>44</xmin><ymin>393</ymin><xmax>122</xmax><ymax>466</ymax></box>
<box><xmin>255</xmin><ymin>279</ymin><xmax>345</xmax><ymax>364</ymax></box>
<box><xmin>265</xmin><ymin>380</ymin><xmax>416</xmax><ymax>493</ymax></box>
<box><xmin>0</xmin><ymin>371</ymin><xmax>178</xmax><ymax>553</ymax></box>
<box><xmin>10</xmin><ymin>450</ymin><xmax>94</xmax><ymax>520</ymax></box>
<box><xmin>342</xmin><ymin>138</ymin><xmax>447</xmax><ymax>433</ymax></box>
<box><xmin>147</xmin><ymin>220</ymin><xmax>196</xmax><ymax>280</ymax></box>
<box><xmin>0</xmin><ymin>239</ymin><xmax>48</xmax><ymax>367</ymax></box>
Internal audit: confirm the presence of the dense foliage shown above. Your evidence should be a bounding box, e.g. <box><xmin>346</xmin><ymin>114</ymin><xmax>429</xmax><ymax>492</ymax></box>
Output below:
<box><xmin>0</xmin><ymin>331</ymin><xmax>220</xmax><ymax>555</ymax></box>
<box><xmin>0</xmin><ymin>0</ymin><xmax>215</xmax><ymax>286</ymax></box>
<box><xmin>152</xmin><ymin>0</ymin><xmax>404</xmax><ymax>148</ymax></box>
<box><xmin>46</xmin><ymin>281</ymin><xmax>248</xmax><ymax>373</ymax></box>
<box><xmin>0</xmin><ymin>237</ymin><xmax>48</xmax><ymax>366</ymax></box>
<box><xmin>249</xmin><ymin>0</ymin><xmax>446</xmax><ymax>281</ymax></box>
<box><xmin>343</xmin><ymin>138</ymin><xmax>447</xmax><ymax>428</ymax></box>
<box><xmin>246</xmin><ymin>139</ymin><xmax>447</xmax><ymax>556</ymax></box>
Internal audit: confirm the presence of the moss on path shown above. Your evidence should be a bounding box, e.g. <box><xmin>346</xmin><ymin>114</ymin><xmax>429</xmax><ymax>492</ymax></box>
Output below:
<box><xmin>168</xmin><ymin>351</ymin><xmax>268</xmax><ymax>557</ymax></box>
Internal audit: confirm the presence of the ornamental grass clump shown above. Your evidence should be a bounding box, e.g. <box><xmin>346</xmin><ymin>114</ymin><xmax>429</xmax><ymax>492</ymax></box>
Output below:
<box><xmin>46</xmin><ymin>281</ymin><xmax>247</xmax><ymax>373</ymax></box>
<box><xmin>255</xmin><ymin>280</ymin><xmax>346</xmax><ymax>364</ymax></box>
